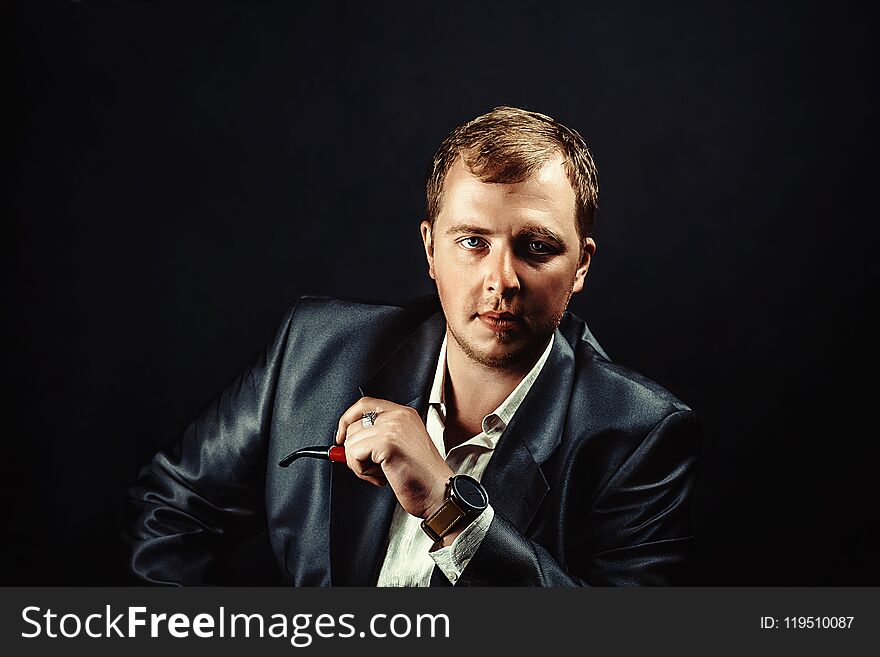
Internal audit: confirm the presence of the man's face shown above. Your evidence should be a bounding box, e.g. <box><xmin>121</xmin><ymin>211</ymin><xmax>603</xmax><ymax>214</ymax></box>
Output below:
<box><xmin>421</xmin><ymin>155</ymin><xmax>595</xmax><ymax>370</ymax></box>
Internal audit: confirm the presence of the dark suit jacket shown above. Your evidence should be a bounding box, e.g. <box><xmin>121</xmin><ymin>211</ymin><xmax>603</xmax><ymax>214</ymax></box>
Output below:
<box><xmin>127</xmin><ymin>295</ymin><xmax>700</xmax><ymax>586</ymax></box>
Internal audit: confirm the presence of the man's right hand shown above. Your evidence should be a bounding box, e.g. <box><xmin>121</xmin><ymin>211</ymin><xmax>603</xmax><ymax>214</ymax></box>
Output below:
<box><xmin>335</xmin><ymin>396</ymin><xmax>455</xmax><ymax>521</ymax></box>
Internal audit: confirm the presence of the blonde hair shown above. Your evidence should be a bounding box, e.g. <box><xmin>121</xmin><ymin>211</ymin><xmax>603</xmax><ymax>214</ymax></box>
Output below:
<box><xmin>426</xmin><ymin>106</ymin><xmax>599</xmax><ymax>243</ymax></box>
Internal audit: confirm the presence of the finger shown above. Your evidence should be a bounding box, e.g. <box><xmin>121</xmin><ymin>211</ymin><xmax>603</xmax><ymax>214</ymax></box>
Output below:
<box><xmin>343</xmin><ymin>431</ymin><xmax>390</xmax><ymax>475</ymax></box>
<box><xmin>345</xmin><ymin>421</ymin><xmax>365</xmax><ymax>441</ymax></box>
<box><xmin>348</xmin><ymin>457</ymin><xmax>384</xmax><ymax>478</ymax></box>
<box><xmin>336</xmin><ymin>396</ymin><xmax>388</xmax><ymax>444</ymax></box>
<box><xmin>344</xmin><ymin>411</ymin><xmax>392</xmax><ymax>440</ymax></box>
<box><xmin>344</xmin><ymin>438</ymin><xmax>388</xmax><ymax>488</ymax></box>
<box><xmin>336</xmin><ymin>415</ymin><xmax>347</xmax><ymax>444</ymax></box>
<box><xmin>360</xmin><ymin>474</ymin><xmax>388</xmax><ymax>488</ymax></box>
<box><xmin>344</xmin><ymin>430</ymin><xmax>376</xmax><ymax>465</ymax></box>
<box><xmin>343</xmin><ymin>426</ymin><xmax>379</xmax><ymax>448</ymax></box>
<box><xmin>342</xmin><ymin>418</ymin><xmax>368</xmax><ymax>442</ymax></box>
<box><xmin>336</xmin><ymin>404</ymin><xmax>374</xmax><ymax>443</ymax></box>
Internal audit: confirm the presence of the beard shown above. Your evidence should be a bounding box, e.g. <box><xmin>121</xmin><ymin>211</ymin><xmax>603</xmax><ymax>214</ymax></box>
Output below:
<box><xmin>446</xmin><ymin>294</ymin><xmax>571</xmax><ymax>370</ymax></box>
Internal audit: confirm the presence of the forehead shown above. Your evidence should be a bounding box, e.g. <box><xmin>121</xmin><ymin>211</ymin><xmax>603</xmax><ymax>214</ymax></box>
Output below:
<box><xmin>437</xmin><ymin>155</ymin><xmax>578</xmax><ymax>236</ymax></box>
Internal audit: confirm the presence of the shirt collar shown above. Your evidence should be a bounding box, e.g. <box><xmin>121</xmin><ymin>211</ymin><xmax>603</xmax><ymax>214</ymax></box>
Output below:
<box><xmin>428</xmin><ymin>331</ymin><xmax>555</xmax><ymax>441</ymax></box>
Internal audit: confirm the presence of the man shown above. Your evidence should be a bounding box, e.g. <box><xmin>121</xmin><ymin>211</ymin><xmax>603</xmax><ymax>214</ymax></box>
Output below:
<box><xmin>127</xmin><ymin>106</ymin><xmax>700</xmax><ymax>586</ymax></box>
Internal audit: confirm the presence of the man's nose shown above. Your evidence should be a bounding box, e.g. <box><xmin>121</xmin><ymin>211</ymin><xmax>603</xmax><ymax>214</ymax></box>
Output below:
<box><xmin>483</xmin><ymin>246</ymin><xmax>520</xmax><ymax>298</ymax></box>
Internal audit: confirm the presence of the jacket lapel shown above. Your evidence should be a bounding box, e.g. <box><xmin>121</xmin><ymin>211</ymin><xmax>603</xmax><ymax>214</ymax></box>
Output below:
<box><xmin>480</xmin><ymin>329</ymin><xmax>575</xmax><ymax>534</ymax></box>
<box><xmin>329</xmin><ymin>310</ymin><xmax>446</xmax><ymax>586</ymax></box>
<box><xmin>431</xmin><ymin>330</ymin><xmax>576</xmax><ymax>586</ymax></box>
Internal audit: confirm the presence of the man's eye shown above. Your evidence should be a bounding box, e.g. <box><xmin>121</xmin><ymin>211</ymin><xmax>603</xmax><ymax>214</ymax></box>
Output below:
<box><xmin>528</xmin><ymin>241</ymin><xmax>552</xmax><ymax>254</ymax></box>
<box><xmin>459</xmin><ymin>237</ymin><xmax>485</xmax><ymax>249</ymax></box>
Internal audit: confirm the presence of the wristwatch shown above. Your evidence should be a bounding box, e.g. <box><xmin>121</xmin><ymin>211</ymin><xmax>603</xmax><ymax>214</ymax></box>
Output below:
<box><xmin>421</xmin><ymin>474</ymin><xmax>489</xmax><ymax>543</ymax></box>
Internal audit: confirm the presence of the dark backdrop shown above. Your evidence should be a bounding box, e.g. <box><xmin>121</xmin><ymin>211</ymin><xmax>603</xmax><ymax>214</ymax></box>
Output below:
<box><xmin>8</xmin><ymin>0</ymin><xmax>878</xmax><ymax>584</ymax></box>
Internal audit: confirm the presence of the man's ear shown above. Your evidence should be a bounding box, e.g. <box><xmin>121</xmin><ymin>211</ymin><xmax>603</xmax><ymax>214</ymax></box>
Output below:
<box><xmin>571</xmin><ymin>237</ymin><xmax>596</xmax><ymax>294</ymax></box>
<box><xmin>420</xmin><ymin>220</ymin><xmax>436</xmax><ymax>280</ymax></box>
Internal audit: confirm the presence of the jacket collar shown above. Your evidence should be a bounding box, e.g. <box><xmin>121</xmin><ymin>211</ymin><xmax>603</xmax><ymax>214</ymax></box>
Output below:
<box><xmin>329</xmin><ymin>307</ymin><xmax>576</xmax><ymax>586</ymax></box>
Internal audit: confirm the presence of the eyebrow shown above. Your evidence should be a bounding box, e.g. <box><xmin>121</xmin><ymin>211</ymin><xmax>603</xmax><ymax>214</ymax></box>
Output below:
<box><xmin>444</xmin><ymin>223</ymin><xmax>566</xmax><ymax>245</ymax></box>
<box><xmin>445</xmin><ymin>223</ymin><xmax>494</xmax><ymax>236</ymax></box>
<box><xmin>519</xmin><ymin>225</ymin><xmax>565</xmax><ymax>245</ymax></box>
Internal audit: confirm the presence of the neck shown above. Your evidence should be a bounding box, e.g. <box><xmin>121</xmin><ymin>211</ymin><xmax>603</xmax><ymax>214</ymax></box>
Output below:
<box><xmin>442</xmin><ymin>332</ymin><xmax>541</xmax><ymax>440</ymax></box>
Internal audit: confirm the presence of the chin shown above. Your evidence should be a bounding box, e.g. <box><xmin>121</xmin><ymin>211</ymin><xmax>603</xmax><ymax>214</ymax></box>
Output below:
<box><xmin>461</xmin><ymin>333</ymin><xmax>540</xmax><ymax>370</ymax></box>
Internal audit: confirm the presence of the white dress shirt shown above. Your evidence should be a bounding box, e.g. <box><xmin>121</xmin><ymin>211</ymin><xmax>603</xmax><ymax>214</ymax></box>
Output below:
<box><xmin>376</xmin><ymin>332</ymin><xmax>554</xmax><ymax>586</ymax></box>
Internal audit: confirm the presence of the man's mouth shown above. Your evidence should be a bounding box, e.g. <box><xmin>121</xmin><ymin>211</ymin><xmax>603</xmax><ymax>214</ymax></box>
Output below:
<box><xmin>477</xmin><ymin>311</ymin><xmax>521</xmax><ymax>330</ymax></box>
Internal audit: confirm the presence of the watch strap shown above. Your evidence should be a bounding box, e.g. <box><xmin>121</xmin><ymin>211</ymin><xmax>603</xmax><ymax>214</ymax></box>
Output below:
<box><xmin>421</xmin><ymin>497</ymin><xmax>468</xmax><ymax>543</ymax></box>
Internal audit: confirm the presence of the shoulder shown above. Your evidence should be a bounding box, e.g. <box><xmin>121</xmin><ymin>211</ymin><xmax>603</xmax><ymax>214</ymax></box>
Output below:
<box><xmin>586</xmin><ymin>353</ymin><xmax>691</xmax><ymax>414</ymax></box>
<box><xmin>272</xmin><ymin>294</ymin><xmax>442</xmax><ymax>373</ymax></box>
<box><xmin>284</xmin><ymin>294</ymin><xmax>438</xmax><ymax>333</ymax></box>
<box><xmin>289</xmin><ymin>294</ymin><xmax>406</xmax><ymax>320</ymax></box>
<box><xmin>560</xmin><ymin>311</ymin><xmax>693</xmax><ymax>435</ymax></box>
<box><xmin>554</xmin><ymin>314</ymin><xmax>700</xmax><ymax>502</ymax></box>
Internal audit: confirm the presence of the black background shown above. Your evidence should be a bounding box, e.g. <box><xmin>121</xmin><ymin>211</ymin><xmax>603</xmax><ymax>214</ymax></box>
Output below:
<box><xmin>8</xmin><ymin>0</ymin><xmax>878</xmax><ymax>584</ymax></box>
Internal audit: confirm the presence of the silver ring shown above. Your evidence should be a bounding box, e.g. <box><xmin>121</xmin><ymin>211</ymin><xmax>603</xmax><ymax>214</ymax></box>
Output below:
<box><xmin>361</xmin><ymin>411</ymin><xmax>378</xmax><ymax>428</ymax></box>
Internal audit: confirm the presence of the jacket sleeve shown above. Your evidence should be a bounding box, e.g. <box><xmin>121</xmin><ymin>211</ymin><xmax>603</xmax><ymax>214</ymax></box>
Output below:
<box><xmin>454</xmin><ymin>409</ymin><xmax>701</xmax><ymax>586</ymax></box>
<box><xmin>125</xmin><ymin>301</ymin><xmax>299</xmax><ymax>585</ymax></box>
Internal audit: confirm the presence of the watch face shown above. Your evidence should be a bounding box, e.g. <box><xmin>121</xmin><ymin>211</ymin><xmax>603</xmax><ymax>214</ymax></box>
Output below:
<box><xmin>453</xmin><ymin>476</ymin><xmax>488</xmax><ymax>511</ymax></box>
